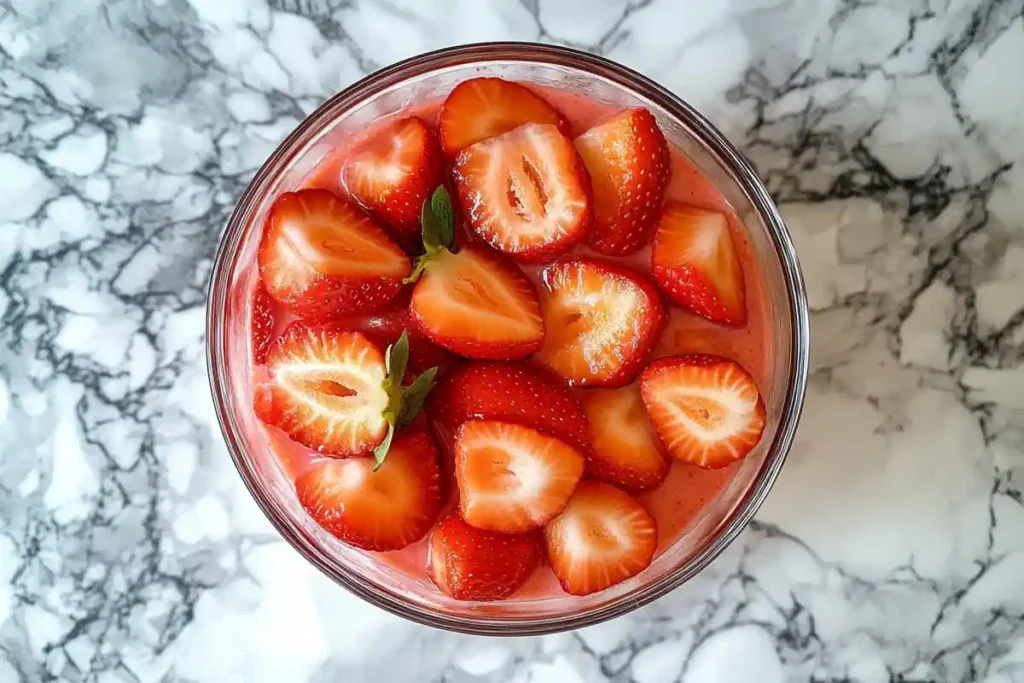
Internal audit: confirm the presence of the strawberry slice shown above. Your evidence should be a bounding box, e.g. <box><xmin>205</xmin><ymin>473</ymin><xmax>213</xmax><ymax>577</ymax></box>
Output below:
<box><xmin>439</xmin><ymin>77</ymin><xmax>569</xmax><ymax>157</ymax></box>
<box><xmin>295</xmin><ymin>429</ymin><xmax>442</xmax><ymax>551</ymax></box>
<box><xmin>652</xmin><ymin>204</ymin><xmax>746</xmax><ymax>326</ymax></box>
<box><xmin>453</xmin><ymin>123</ymin><xmax>591</xmax><ymax>263</ymax></box>
<box><xmin>251</xmin><ymin>282</ymin><xmax>277</xmax><ymax>365</ymax></box>
<box><xmin>427</xmin><ymin>361</ymin><xmax>592</xmax><ymax>456</ymax></box>
<box><xmin>574</xmin><ymin>108</ymin><xmax>670</xmax><ymax>256</ymax></box>
<box><xmin>258</xmin><ymin>189</ymin><xmax>411</xmax><ymax>319</ymax></box>
<box><xmin>258</xmin><ymin>324</ymin><xmax>438</xmax><ymax>459</ymax></box>
<box><xmin>638</xmin><ymin>354</ymin><xmax>765</xmax><ymax>469</ymax></box>
<box><xmin>343</xmin><ymin>117</ymin><xmax>444</xmax><ymax>248</ymax></box>
<box><xmin>455</xmin><ymin>419</ymin><xmax>584</xmax><ymax>533</ymax></box>
<box><xmin>407</xmin><ymin>187</ymin><xmax>544</xmax><ymax>359</ymax></box>
<box><xmin>580</xmin><ymin>386</ymin><xmax>670</xmax><ymax>494</ymax></box>
<box><xmin>535</xmin><ymin>257</ymin><xmax>665</xmax><ymax>387</ymax></box>
<box><xmin>544</xmin><ymin>480</ymin><xmax>657</xmax><ymax>596</ymax></box>
<box><xmin>429</xmin><ymin>514</ymin><xmax>541</xmax><ymax>601</ymax></box>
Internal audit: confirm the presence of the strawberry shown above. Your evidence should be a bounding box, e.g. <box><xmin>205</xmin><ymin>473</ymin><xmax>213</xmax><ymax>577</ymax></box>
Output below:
<box><xmin>258</xmin><ymin>189</ymin><xmax>411</xmax><ymax>319</ymax></box>
<box><xmin>406</xmin><ymin>187</ymin><xmax>544</xmax><ymax>359</ymax></box>
<box><xmin>427</xmin><ymin>361</ymin><xmax>592</xmax><ymax>456</ymax></box>
<box><xmin>258</xmin><ymin>323</ymin><xmax>438</xmax><ymax>460</ymax></box>
<box><xmin>294</xmin><ymin>429</ymin><xmax>442</xmax><ymax>551</ymax></box>
<box><xmin>455</xmin><ymin>419</ymin><xmax>584</xmax><ymax>533</ymax></box>
<box><xmin>453</xmin><ymin>123</ymin><xmax>591</xmax><ymax>263</ymax></box>
<box><xmin>439</xmin><ymin>77</ymin><xmax>569</xmax><ymax>157</ymax></box>
<box><xmin>638</xmin><ymin>355</ymin><xmax>765</xmax><ymax>469</ymax></box>
<box><xmin>651</xmin><ymin>204</ymin><xmax>747</xmax><ymax>326</ymax></box>
<box><xmin>544</xmin><ymin>480</ymin><xmax>657</xmax><ymax>596</ymax></box>
<box><xmin>343</xmin><ymin>117</ymin><xmax>444</xmax><ymax>248</ymax></box>
<box><xmin>429</xmin><ymin>514</ymin><xmax>541</xmax><ymax>601</ymax></box>
<box><xmin>251</xmin><ymin>282</ymin><xmax>277</xmax><ymax>365</ymax></box>
<box><xmin>574</xmin><ymin>108</ymin><xmax>670</xmax><ymax>256</ymax></box>
<box><xmin>580</xmin><ymin>386</ymin><xmax>669</xmax><ymax>494</ymax></box>
<box><xmin>535</xmin><ymin>257</ymin><xmax>665</xmax><ymax>387</ymax></box>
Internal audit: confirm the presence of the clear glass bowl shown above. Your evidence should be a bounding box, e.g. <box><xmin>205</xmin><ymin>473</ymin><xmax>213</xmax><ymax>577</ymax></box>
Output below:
<box><xmin>206</xmin><ymin>43</ymin><xmax>810</xmax><ymax>635</ymax></box>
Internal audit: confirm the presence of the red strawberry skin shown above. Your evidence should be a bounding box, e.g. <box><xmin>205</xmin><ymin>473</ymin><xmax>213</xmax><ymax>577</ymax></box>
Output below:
<box><xmin>574</xmin><ymin>108</ymin><xmax>671</xmax><ymax>256</ymax></box>
<box><xmin>429</xmin><ymin>514</ymin><xmax>541</xmax><ymax>601</ymax></box>
<box><xmin>251</xmin><ymin>282</ymin><xmax>277</xmax><ymax>365</ymax></box>
<box><xmin>427</xmin><ymin>361</ymin><xmax>592</xmax><ymax>455</ymax></box>
<box><xmin>343</xmin><ymin>117</ymin><xmax>444</xmax><ymax>248</ymax></box>
<box><xmin>294</xmin><ymin>429</ymin><xmax>442</xmax><ymax>551</ymax></box>
<box><xmin>257</xmin><ymin>189</ymin><xmax>411</xmax><ymax>320</ymax></box>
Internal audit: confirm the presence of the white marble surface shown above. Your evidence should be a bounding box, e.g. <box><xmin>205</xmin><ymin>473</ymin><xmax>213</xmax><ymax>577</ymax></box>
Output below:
<box><xmin>1</xmin><ymin>0</ymin><xmax>1023</xmax><ymax>681</ymax></box>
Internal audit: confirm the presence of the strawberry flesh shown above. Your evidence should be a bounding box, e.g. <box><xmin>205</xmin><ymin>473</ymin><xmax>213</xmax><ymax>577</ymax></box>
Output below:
<box><xmin>439</xmin><ymin>77</ymin><xmax>569</xmax><ymax>157</ymax></box>
<box><xmin>536</xmin><ymin>257</ymin><xmax>665</xmax><ymax>387</ymax></box>
<box><xmin>574</xmin><ymin>108</ymin><xmax>670</xmax><ymax>256</ymax></box>
<box><xmin>294</xmin><ymin>429</ymin><xmax>442</xmax><ymax>551</ymax></box>
<box><xmin>258</xmin><ymin>189</ymin><xmax>411</xmax><ymax>320</ymax></box>
<box><xmin>456</xmin><ymin>419</ymin><xmax>584</xmax><ymax>533</ymax></box>
<box><xmin>427</xmin><ymin>361</ymin><xmax>592</xmax><ymax>456</ymax></box>
<box><xmin>652</xmin><ymin>204</ymin><xmax>746</xmax><ymax>326</ymax></box>
<box><xmin>638</xmin><ymin>354</ymin><xmax>765</xmax><ymax>469</ymax></box>
<box><xmin>454</xmin><ymin>123</ymin><xmax>591</xmax><ymax>263</ymax></box>
<box><xmin>544</xmin><ymin>480</ymin><xmax>658</xmax><ymax>596</ymax></box>
<box><xmin>343</xmin><ymin>117</ymin><xmax>444</xmax><ymax>248</ymax></box>
<box><xmin>258</xmin><ymin>324</ymin><xmax>389</xmax><ymax>456</ymax></box>
<box><xmin>411</xmin><ymin>244</ymin><xmax>544</xmax><ymax>359</ymax></box>
<box><xmin>581</xmin><ymin>386</ymin><xmax>669</xmax><ymax>494</ymax></box>
<box><xmin>429</xmin><ymin>514</ymin><xmax>541</xmax><ymax>601</ymax></box>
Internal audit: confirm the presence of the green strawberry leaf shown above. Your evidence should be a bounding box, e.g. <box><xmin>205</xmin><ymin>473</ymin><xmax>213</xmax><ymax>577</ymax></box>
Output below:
<box><xmin>372</xmin><ymin>331</ymin><xmax>440</xmax><ymax>470</ymax></box>
<box><xmin>430</xmin><ymin>186</ymin><xmax>455</xmax><ymax>251</ymax></box>
<box><xmin>397</xmin><ymin>366</ymin><xmax>438</xmax><ymax>430</ymax></box>
<box><xmin>404</xmin><ymin>186</ymin><xmax>455</xmax><ymax>285</ymax></box>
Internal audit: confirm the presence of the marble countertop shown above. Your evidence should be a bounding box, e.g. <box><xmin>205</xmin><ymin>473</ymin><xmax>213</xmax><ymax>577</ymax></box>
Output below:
<box><xmin>2</xmin><ymin>0</ymin><xmax>1023</xmax><ymax>681</ymax></box>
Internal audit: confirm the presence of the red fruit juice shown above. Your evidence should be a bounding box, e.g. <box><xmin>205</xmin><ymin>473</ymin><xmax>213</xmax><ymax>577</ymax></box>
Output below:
<box><xmin>245</xmin><ymin>87</ymin><xmax>771</xmax><ymax>600</ymax></box>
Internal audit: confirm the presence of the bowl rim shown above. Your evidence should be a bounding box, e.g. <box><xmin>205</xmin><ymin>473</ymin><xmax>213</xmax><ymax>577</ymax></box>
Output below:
<box><xmin>206</xmin><ymin>41</ymin><xmax>810</xmax><ymax>636</ymax></box>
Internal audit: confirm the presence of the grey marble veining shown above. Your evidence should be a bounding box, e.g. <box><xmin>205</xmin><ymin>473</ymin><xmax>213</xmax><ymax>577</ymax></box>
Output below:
<box><xmin>1</xmin><ymin>0</ymin><xmax>1023</xmax><ymax>681</ymax></box>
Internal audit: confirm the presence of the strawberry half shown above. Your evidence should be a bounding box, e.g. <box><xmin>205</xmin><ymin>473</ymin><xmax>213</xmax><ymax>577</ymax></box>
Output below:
<box><xmin>251</xmin><ymin>282</ymin><xmax>277</xmax><ymax>365</ymax></box>
<box><xmin>257</xmin><ymin>324</ymin><xmax>438</xmax><ymax>459</ymax></box>
<box><xmin>574</xmin><ymin>108</ymin><xmax>670</xmax><ymax>256</ymax></box>
<box><xmin>544</xmin><ymin>480</ymin><xmax>657</xmax><ymax>596</ymax></box>
<box><xmin>455</xmin><ymin>419</ymin><xmax>584</xmax><ymax>533</ymax></box>
<box><xmin>638</xmin><ymin>355</ymin><xmax>765</xmax><ymax>469</ymax></box>
<box><xmin>407</xmin><ymin>187</ymin><xmax>544</xmax><ymax>359</ymax></box>
<box><xmin>428</xmin><ymin>361</ymin><xmax>592</xmax><ymax>456</ymax></box>
<box><xmin>258</xmin><ymin>189</ymin><xmax>411</xmax><ymax>319</ymax></box>
<box><xmin>429</xmin><ymin>514</ymin><xmax>541</xmax><ymax>601</ymax></box>
<box><xmin>439</xmin><ymin>77</ymin><xmax>569</xmax><ymax>157</ymax></box>
<box><xmin>454</xmin><ymin>123</ymin><xmax>591</xmax><ymax>263</ymax></box>
<box><xmin>652</xmin><ymin>204</ymin><xmax>747</xmax><ymax>326</ymax></box>
<box><xmin>343</xmin><ymin>117</ymin><xmax>444</xmax><ymax>248</ymax></box>
<box><xmin>535</xmin><ymin>257</ymin><xmax>665</xmax><ymax>387</ymax></box>
<box><xmin>295</xmin><ymin>429</ymin><xmax>442</xmax><ymax>551</ymax></box>
<box><xmin>581</xmin><ymin>386</ymin><xmax>670</xmax><ymax>494</ymax></box>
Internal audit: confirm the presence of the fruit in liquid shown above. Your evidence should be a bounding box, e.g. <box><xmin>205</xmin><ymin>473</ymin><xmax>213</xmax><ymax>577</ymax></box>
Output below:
<box><xmin>242</xmin><ymin>85</ymin><xmax>771</xmax><ymax>601</ymax></box>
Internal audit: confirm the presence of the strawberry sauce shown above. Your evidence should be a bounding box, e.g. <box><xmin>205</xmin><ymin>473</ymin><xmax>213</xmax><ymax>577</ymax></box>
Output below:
<box><xmin>246</xmin><ymin>85</ymin><xmax>772</xmax><ymax>602</ymax></box>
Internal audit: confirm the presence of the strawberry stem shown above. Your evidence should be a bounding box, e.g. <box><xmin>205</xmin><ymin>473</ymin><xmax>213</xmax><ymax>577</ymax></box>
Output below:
<box><xmin>403</xmin><ymin>186</ymin><xmax>456</xmax><ymax>285</ymax></box>
<box><xmin>372</xmin><ymin>330</ymin><xmax>439</xmax><ymax>471</ymax></box>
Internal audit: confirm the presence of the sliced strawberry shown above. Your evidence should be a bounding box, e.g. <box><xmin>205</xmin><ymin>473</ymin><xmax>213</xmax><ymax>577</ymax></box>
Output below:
<box><xmin>638</xmin><ymin>355</ymin><xmax>765</xmax><ymax>469</ymax></box>
<box><xmin>330</xmin><ymin>302</ymin><xmax>456</xmax><ymax>374</ymax></box>
<box><xmin>251</xmin><ymin>282</ymin><xmax>277</xmax><ymax>365</ymax></box>
<box><xmin>429</xmin><ymin>514</ymin><xmax>541</xmax><ymax>601</ymax></box>
<box><xmin>343</xmin><ymin>117</ymin><xmax>444</xmax><ymax>248</ymax></box>
<box><xmin>428</xmin><ymin>361</ymin><xmax>592</xmax><ymax>455</ymax></box>
<box><xmin>439</xmin><ymin>77</ymin><xmax>569</xmax><ymax>157</ymax></box>
<box><xmin>453</xmin><ymin>123</ymin><xmax>591</xmax><ymax>263</ymax></box>
<box><xmin>574</xmin><ymin>108</ymin><xmax>670</xmax><ymax>256</ymax></box>
<box><xmin>411</xmin><ymin>243</ymin><xmax>544</xmax><ymax>359</ymax></box>
<box><xmin>258</xmin><ymin>324</ymin><xmax>436</xmax><ymax>457</ymax></box>
<box><xmin>652</xmin><ymin>204</ymin><xmax>747</xmax><ymax>326</ymax></box>
<box><xmin>535</xmin><ymin>257</ymin><xmax>665</xmax><ymax>387</ymax></box>
<box><xmin>295</xmin><ymin>429</ymin><xmax>442</xmax><ymax>551</ymax></box>
<box><xmin>580</xmin><ymin>386</ymin><xmax>669</xmax><ymax>494</ymax></box>
<box><xmin>544</xmin><ymin>480</ymin><xmax>657</xmax><ymax>596</ymax></box>
<box><xmin>455</xmin><ymin>420</ymin><xmax>584</xmax><ymax>533</ymax></box>
<box><xmin>258</xmin><ymin>189</ymin><xmax>411</xmax><ymax>320</ymax></box>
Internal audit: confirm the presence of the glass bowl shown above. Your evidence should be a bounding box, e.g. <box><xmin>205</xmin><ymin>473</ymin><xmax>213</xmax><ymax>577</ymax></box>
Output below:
<box><xmin>206</xmin><ymin>42</ymin><xmax>809</xmax><ymax>635</ymax></box>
